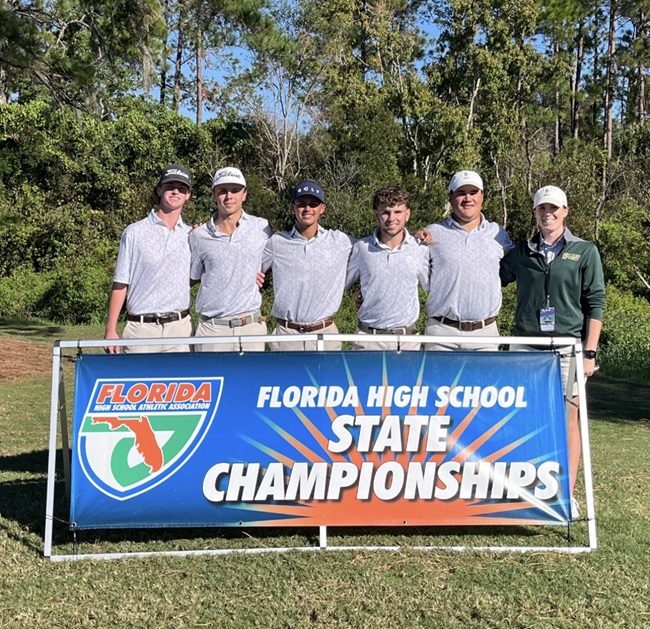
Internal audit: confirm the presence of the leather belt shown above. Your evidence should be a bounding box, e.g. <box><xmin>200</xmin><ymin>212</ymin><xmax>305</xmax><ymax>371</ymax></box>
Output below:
<box><xmin>277</xmin><ymin>317</ymin><xmax>334</xmax><ymax>333</ymax></box>
<box><xmin>433</xmin><ymin>315</ymin><xmax>497</xmax><ymax>332</ymax></box>
<box><xmin>359</xmin><ymin>321</ymin><xmax>418</xmax><ymax>335</ymax></box>
<box><xmin>127</xmin><ymin>309</ymin><xmax>190</xmax><ymax>324</ymax></box>
<box><xmin>200</xmin><ymin>312</ymin><xmax>264</xmax><ymax>328</ymax></box>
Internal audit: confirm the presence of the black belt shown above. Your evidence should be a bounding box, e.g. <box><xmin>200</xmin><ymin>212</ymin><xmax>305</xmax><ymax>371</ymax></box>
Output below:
<box><xmin>433</xmin><ymin>315</ymin><xmax>497</xmax><ymax>332</ymax></box>
<box><xmin>359</xmin><ymin>321</ymin><xmax>418</xmax><ymax>335</ymax></box>
<box><xmin>127</xmin><ymin>310</ymin><xmax>190</xmax><ymax>324</ymax></box>
<box><xmin>277</xmin><ymin>317</ymin><xmax>334</xmax><ymax>333</ymax></box>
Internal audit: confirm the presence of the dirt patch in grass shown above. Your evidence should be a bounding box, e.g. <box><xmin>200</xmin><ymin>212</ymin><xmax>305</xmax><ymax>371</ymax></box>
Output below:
<box><xmin>0</xmin><ymin>339</ymin><xmax>52</xmax><ymax>383</ymax></box>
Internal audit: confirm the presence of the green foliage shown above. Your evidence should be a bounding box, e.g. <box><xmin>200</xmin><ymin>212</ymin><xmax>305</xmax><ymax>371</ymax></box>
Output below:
<box><xmin>0</xmin><ymin>265</ymin><xmax>53</xmax><ymax>320</ymax></box>
<box><xmin>38</xmin><ymin>255</ymin><xmax>114</xmax><ymax>324</ymax></box>
<box><xmin>599</xmin><ymin>285</ymin><xmax>650</xmax><ymax>380</ymax></box>
<box><xmin>598</xmin><ymin>197</ymin><xmax>650</xmax><ymax>295</ymax></box>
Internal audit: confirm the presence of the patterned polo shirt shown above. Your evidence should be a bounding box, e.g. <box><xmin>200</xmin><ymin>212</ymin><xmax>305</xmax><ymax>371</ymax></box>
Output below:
<box><xmin>425</xmin><ymin>214</ymin><xmax>513</xmax><ymax>321</ymax></box>
<box><xmin>190</xmin><ymin>211</ymin><xmax>272</xmax><ymax>318</ymax></box>
<box><xmin>113</xmin><ymin>210</ymin><xmax>191</xmax><ymax>315</ymax></box>
<box><xmin>346</xmin><ymin>229</ymin><xmax>430</xmax><ymax>329</ymax></box>
<box><xmin>262</xmin><ymin>225</ymin><xmax>355</xmax><ymax>323</ymax></box>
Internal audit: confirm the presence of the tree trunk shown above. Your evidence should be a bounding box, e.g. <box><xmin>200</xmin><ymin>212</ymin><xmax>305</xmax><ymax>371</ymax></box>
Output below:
<box><xmin>554</xmin><ymin>42</ymin><xmax>561</xmax><ymax>155</ymax></box>
<box><xmin>196</xmin><ymin>25</ymin><xmax>203</xmax><ymax>125</ymax></box>
<box><xmin>160</xmin><ymin>0</ymin><xmax>172</xmax><ymax>106</ymax></box>
<box><xmin>637</xmin><ymin>10</ymin><xmax>646</xmax><ymax>122</ymax></box>
<box><xmin>571</xmin><ymin>21</ymin><xmax>584</xmax><ymax>139</ymax></box>
<box><xmin>599</xmin><ymin>0</ymin><xmax>617</xmax><ymax>238</ymax></box>
<box><xmin>173</xmin><ymin>3</ymin><xmax>185</xmax><ymax>114</ymax></box>
<box><xmin>0</xmin><ymin>68</ymin><xmax>7</xmax><ymax>105</ymax></box>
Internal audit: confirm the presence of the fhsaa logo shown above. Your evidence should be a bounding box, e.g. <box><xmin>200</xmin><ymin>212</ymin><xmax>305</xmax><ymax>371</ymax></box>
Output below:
<box><xmin>77</xmin><ymin>377</ymin><xmax>223</xmax><ymax>500</ymax></box>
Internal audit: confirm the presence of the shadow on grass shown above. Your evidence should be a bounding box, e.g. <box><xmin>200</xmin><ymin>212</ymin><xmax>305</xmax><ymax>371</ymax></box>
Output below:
<box><xmin>587</xmin><ymin>375</ymin><xmax>650</xmax><ymax>423</ymax></box>
<box><xmin>0</xmin><ymin>317</ymin><xmax>65</xmax><ymax>340</ymax></box>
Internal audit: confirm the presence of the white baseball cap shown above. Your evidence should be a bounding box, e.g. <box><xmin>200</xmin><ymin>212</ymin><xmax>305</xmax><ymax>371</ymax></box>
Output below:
<box><xmin>212</xmin><ymin>167</ymin><xmax>246</xmax><ymax>188</ymax></box>
<box><xmin>533</xmin><ymin>185</ymin><xmax>567</xmax><ymax>209</ymax></box>
<box><xmin>449</xmin><ymin>170</ymin><xmax>484</xmax><ymax>192</ymax></box>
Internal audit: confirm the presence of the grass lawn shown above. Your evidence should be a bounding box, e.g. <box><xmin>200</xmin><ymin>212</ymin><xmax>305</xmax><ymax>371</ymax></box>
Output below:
<box><xmin>1</xmin><ymin>320</ymin><xmax>649</xmax><ymax>627</ymax></box>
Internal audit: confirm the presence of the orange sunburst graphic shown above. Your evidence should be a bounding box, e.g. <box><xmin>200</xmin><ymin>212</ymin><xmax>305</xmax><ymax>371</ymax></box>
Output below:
<box><xmin>235</xmin><ymin>353</ymin><xmax>568</xmax><ymax>527</ymax></box>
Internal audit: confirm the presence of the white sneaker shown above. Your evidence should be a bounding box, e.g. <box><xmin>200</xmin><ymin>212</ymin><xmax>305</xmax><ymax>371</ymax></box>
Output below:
<box><xmin>570</xmin><ymin>496</ymin><xmax>580</xmax><ymax>519</ymax></box>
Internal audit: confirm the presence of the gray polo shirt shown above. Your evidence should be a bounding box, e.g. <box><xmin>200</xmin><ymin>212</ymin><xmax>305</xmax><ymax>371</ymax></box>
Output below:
<box><xmin>425</xmin><ymin>214</ymin><xmax>513</xmax><ymax>321</ymax></box>
<box><xmin>113</xmin><ymin>210</ymin><xmax>191</xmax><ymax>315</ymax></box>
<box><xmin>262</xmin><ymin>225</ymin><xmax>355</xmax><ymax>323</ymax></box>
<box><xmin>190</xmin><ymin>211</ymin><xmax>272</xmax><ymax>317</ymax></box>
<box><xmin>346</xmin><ymin>229</ymin><xmax>430</xmax><ymax>328</ymax></box>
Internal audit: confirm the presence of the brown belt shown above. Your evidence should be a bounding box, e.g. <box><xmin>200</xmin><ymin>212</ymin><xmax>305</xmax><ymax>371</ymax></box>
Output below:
<box><xmin>433</xmin><ymin>315</ymin><xmax>497</xmax><ymax>332</ymax></box>
<box><xmin>127</xmin><ymin>309</ymin><xmax>190</xmax><ymax>324</ymax></box>
<box><xmin>359</xmin><ymin>321</ymin><xmax>418</xmax><ymax>335</ymax></box>
<box><xmin>277</xmin><ymin>317</ymin><xmax>334</xmax><ymax>333</ymax></box>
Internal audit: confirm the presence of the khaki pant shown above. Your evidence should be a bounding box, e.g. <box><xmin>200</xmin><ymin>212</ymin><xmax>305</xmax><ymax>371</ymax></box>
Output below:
<box><xmin>195</xmin><ymin>319</ymin><xmax>267</xmax><ymax>352</ymax></box>
<box><xmin>122</xmin><ymin>317</ymin><xmax>192</xmax><ymax>353</ymax></box>
<box><xmin>350</xmin><ymin>327</ymin><xmax>421</xmax><ymax>351</ymax></box>
<box><xmin>270</xmin><ymin>321</ymin><xmax>341</xmax><ymax>351</ymax></box>
<box><xmin>424</xmin><ymin>318</ymin><xmax>500</xmax><ymax>351</ymax></box>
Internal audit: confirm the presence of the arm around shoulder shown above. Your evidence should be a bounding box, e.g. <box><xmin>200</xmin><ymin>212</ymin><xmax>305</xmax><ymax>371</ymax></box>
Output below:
<box><xmin>499</xmin><ymin>245</ymin><xmax>518</xmax><ymax>287</ymax></box>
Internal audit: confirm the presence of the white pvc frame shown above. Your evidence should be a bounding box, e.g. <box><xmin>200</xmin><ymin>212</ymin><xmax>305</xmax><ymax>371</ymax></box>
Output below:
<box><xmin>44</xmin><ymin>333</ymin><xmax>597</xmax><ymax>561</ymax></box>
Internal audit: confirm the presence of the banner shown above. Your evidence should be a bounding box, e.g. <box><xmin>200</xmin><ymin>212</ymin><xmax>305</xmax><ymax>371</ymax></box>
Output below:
<box><xmin>71</xmin><ymin>350</ymin><xmax>571</xmax><ymax>529</ymax></box>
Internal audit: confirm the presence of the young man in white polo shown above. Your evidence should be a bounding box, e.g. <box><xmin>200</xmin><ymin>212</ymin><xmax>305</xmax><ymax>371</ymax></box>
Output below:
<box><xmin>346</xmin><ymin>185</ymin><xmax>430</xmax><ymax>350</ymax></box>
<box><xmin>261</xmin><ymin>180</ymin><xmax>355</xmax><ymax>351</ymax></box>
<box><xmin>424</xmin><ymin>170</ymin><xmax>513</xmax><ymax>350</ymax></box>
<box><xmin>104</xmin><ymin>164</ymin><xmax>193</xmax><ymax>354</ymax></box>
<box><xmin>190</xmin><ymin>167</ymin><xmax>272</xmax><ymax>352</ymax></box>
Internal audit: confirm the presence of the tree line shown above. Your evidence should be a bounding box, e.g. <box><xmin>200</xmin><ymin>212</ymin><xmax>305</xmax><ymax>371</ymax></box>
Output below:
<box><xmin>1</xmin><ymin>0</ymin><xmax>649</xmax><ymax>377</ymax></box>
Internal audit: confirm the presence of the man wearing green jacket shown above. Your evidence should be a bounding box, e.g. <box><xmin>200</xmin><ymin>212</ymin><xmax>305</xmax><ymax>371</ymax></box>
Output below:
<box><xmin>500</xmin><ymin>185</ymin><xmax>605</xmax><ymax>513</ymax></box>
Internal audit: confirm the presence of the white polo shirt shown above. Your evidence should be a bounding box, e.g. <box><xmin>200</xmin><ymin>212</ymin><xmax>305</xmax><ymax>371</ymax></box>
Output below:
<box><xmin>425</xmin><ymin>214</ymin><xmax>513</xmax><ymax>321</ymax></box>
<box><xmin>113</xmin><ymin>210</ymin><xmax>191</xmax><ymax>315</ymax></box>
<box><xmin>262</xmin><ymin>225</ymin><xmax>355</xmax><ymax>323</ymax></box>
<box><xmin>190</xmin><ymin>211</ymin><xmax>272</xmax><ymax>318</ymax></box>
<box><xmin>346</xmin><ymin>229</ymin><xmax>430</xmax><ymax>329</ymax></box>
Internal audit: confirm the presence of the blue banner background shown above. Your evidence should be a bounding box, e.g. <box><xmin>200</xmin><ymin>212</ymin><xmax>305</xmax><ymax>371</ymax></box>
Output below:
<box><xmin>71</xmin><ymin>350</ymin><xmax>570</xmax><ymax>529</ymax></box>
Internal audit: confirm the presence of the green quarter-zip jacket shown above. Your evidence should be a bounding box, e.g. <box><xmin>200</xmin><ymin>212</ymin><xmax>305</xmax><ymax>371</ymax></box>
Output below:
<box><xmin>500</xmin><ymin>228</ymin><xmax>605</xmax><ymax>339</ymax></box>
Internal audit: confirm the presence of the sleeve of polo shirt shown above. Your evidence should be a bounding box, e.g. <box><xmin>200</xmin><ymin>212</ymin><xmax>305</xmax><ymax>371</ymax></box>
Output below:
<box><xmin>337</xmin><ymin>232</ymin><xmax>356</xmax><ymax>259</ymax></box>
<box><xmin>499</xmin><ymin>245</ymin><xmax>518</xmax><ymax>287</ymax></box>
<box><xmin>189</xmin><ymin>229</ymin><xmax>205</xmax><ymax>282</ymax></box>
<box><xmin>261</xmin><ymin>237</ymin><xmax>274</xmax><ymax>273</ymax></box>
<box><xmin>345</xmin><ymin>242</ymin><xmax>362</xmax><ymax>290</ymax></box>
<box><xmin>580</xmin><ymin>244</ymin><xmax>606</xmax><ymax>321</ymax></box>
<box><xmin>497</xmin><ymin>226</ymin><xmax>514</xmax><ymax>252</ymax></box>
<box><xmin>112</xmin><ymin>228</ymin><xmax>133</xmax><ymax>285</ymax></box>
<box><xmin>417</xmin><ymin>246</ymin><xmax>431</xmax><ymax>290</ymax></box>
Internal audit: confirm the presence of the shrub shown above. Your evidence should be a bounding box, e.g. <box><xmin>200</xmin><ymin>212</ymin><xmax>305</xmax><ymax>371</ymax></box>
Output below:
<box><xmin>599</xmin><ymin>285</ymin><xmax>650</xmax><ymax>380</ymax></box>
<box><xmin>0</xmin><ymin>265</ymin><xmax>53</xmax><ymax>318</ymax></box>
<box><xmin>36</xmin><ymin>256</ymin><xmax>113</xmax><ymax>324</ymax></box>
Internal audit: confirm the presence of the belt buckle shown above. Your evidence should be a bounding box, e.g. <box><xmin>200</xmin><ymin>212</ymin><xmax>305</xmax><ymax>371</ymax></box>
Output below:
<box><xmin>154</xmin><ymin>313</ymin><xmax>164</xmax><ymax>325</ymax></box>
<box><xmin>229</xmin><ymin>317</ymin><xmax>244</xmax><ymax>328</ymax></box>
<box><xmin>459</xmin><ymin>321</ymin><xmax>472</xmax><ymax>332</ymax></box>
<box><xmin>298</xmin><ymin>324</ymin><xmax>306</xmax><ymax>333</ymax></box>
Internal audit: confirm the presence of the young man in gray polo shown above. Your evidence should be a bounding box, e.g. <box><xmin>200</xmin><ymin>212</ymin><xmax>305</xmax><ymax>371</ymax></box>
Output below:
<box><xmin>424</xmin><ymin>170</ymin><xmax>513</xmax><ymax>351</ymax></box>
<box><xmin>345</xmin><ymin>186</ymin><xmax>430</xmax><ymax>351</ymax></box>
<box><xmin>261</xmin><ymin>180</ymin><xmax>355</xmax><ymax>351</ymax></box>
<box><xmin>190</xmin><ymin>167</ymin><xmax>272</xmax><ymax>352</ymax></box>
<box><xmin>104</xmin><ymin>164</ymin><xmax>193</xmax><ymax>354</ymax></box>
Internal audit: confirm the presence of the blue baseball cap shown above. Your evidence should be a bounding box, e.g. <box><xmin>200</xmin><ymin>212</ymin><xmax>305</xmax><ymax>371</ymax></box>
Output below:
<box><xmin>291</xmin><ymin>180</ymin><xmax>325</xmax><ymax>203</ymax></box>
